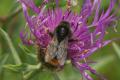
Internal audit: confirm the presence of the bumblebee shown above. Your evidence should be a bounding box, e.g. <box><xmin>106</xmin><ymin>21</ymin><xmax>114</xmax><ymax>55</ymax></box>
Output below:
<box><xmin>38</xmin><ymin>21</ymin><xmax>71</xmax><ymax>70</ymax></box>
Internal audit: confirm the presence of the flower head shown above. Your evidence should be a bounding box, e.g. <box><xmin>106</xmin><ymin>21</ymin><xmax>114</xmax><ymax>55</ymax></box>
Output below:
<box><xmin>19</xmin><ymin>0</ymin><xmax>118</xmax><ymax>80</ymax></box>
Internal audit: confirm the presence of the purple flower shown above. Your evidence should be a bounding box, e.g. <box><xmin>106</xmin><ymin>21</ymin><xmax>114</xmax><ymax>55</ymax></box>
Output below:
<box><xmin>19</xmin><ymin>0</ymin><xmax>118</xmax><ymax>80</ymax></box>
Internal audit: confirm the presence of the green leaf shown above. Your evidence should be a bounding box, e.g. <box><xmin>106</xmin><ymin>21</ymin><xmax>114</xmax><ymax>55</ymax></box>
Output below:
<box><xmin>18</xmin><ymin>44</ymin><xmax>36</xmax><ymax>59</ymax></box>
<box><xmin>0</xmin><ymin>53</ymin><xmax>9</xmax><ymax>73</ymax></box>
<box><xmin>24</xmin><ymin>69</ymin><xmax>40</xmax><ymax>80</ymax></box>
<box><xmin>0</xmin><ymin>28</ymin><xmax>22</xmax><ymax>64</ymax></box>
<box><xmin>3</xmin><ymin>63</ymin><xmax>41</xmax><ymax>73</ymax></box>
<box><xmin>18</xmin><ymin>44</ymin><xmax>31</xmax><ymax>53</ymax></box>
<box><xmin>112</xmin><ymin>42</ymin><xmax>120</xmax><ymax>59</ymax></box>
<box><xmin>23</xmin><ymin>63</ymin><xmax>41</xmax><ymax>80</ymax></box>
<box><xmin>4</xmin><ymin>64</ymin><xmax>27</xmax><ymax>72</ymax></box>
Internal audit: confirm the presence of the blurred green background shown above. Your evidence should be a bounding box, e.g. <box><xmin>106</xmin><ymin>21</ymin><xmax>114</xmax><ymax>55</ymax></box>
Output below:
<box><xmin>0</xmin><ymin>0</ymin><xmax>120</xmax><ymax>80</ymax></box>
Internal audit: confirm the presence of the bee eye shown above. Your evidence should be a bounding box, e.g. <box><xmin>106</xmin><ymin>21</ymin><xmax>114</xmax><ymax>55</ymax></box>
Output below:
<box><xmin>59</xmin><ymin>27</ymin><xmax>66</xmax><ymax>35</ymax></box>
<box><xmin>56</xmin><ymin>26</ymin><xmax>68</xmax><ymax>38</ymax></box>
<box><xmin>61</xmin><ymin>27</ymin><xmax>65</xmax><ymax>33</ymax></box>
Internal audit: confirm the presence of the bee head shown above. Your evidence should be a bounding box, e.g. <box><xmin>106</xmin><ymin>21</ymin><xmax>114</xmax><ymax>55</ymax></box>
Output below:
<box><xmin>55</xmin><ymin>21</ymin><xmax>71</xmax><ymax>42</ymax></box>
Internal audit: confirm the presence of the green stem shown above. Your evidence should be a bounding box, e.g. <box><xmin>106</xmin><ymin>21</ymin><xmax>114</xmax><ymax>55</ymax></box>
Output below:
<box><xmin>0</xmin><ymin>28</ymin><xmax>22</xmax><ymax>64</ymax></box>
<box><xmin>0</xmin><ymin>53</ymin><xmax>9</xmax><ymax>73</ymax></box>
<box><xmin>52</xmin><ymin>72</ymin><xmax>60</xmax><ymax>80</ymax></box>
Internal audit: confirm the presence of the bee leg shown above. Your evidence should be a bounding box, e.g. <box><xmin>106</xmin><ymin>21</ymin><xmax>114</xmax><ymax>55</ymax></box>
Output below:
<box><xmin>46</xmin><ymin>29</ymin><xmax>54</xmax><ymax>37</ymax></box>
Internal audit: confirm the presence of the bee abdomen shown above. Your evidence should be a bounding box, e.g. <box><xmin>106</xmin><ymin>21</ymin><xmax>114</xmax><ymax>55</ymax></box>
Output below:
<box><xmin>37</xmin><ymin>47</ymin><xmax>62</xmax><ymax>70</ymax></box>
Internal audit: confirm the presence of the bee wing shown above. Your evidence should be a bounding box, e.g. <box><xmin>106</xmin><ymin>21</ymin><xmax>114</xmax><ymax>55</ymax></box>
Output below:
<box><xmin>45</xmin><ymin>37</ymin><xmax>68</xmax><ymax>66</ymax></box>
<box><xmin>57</xmin><ymin>39</ymin><xmax>68</xmax><ymax>66</ymax></box>
<box><xmin>45</xmin><ymin>38</ymin><xmax>58</xmax><ymax>62</ymax></box>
